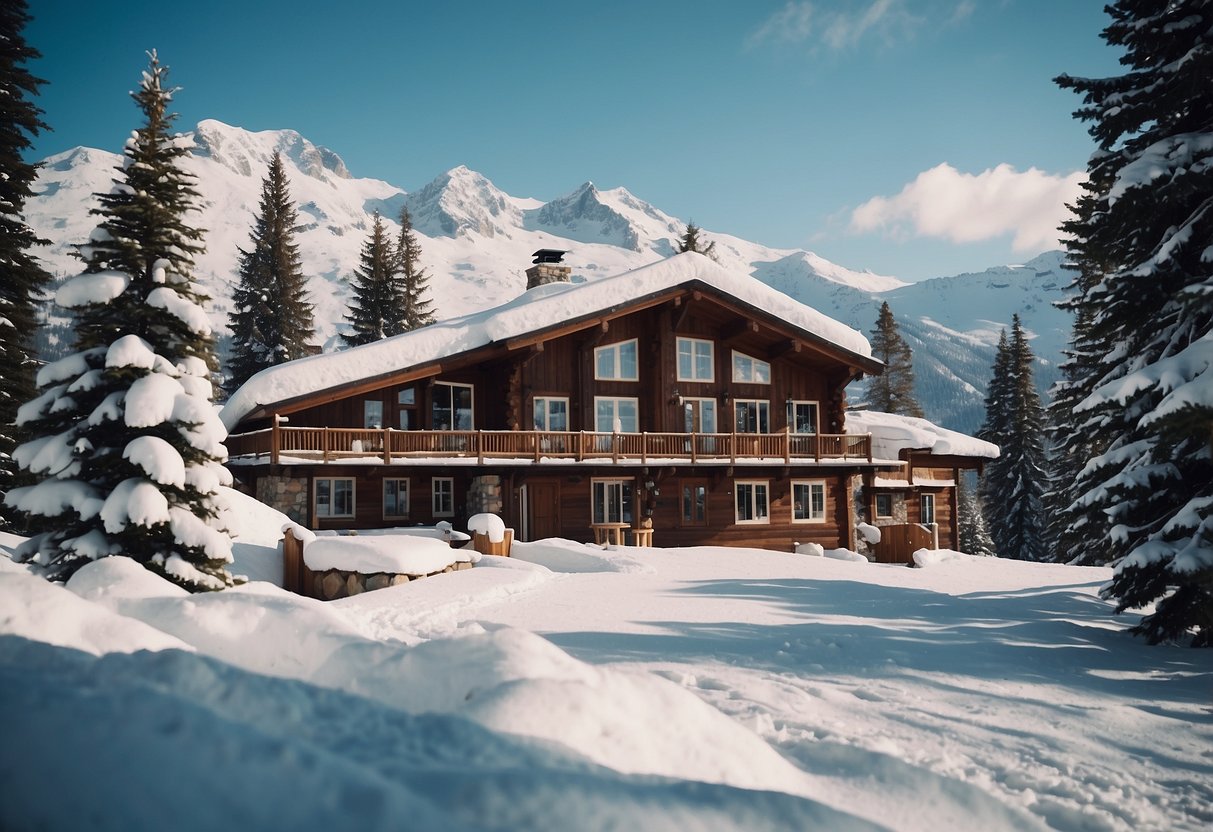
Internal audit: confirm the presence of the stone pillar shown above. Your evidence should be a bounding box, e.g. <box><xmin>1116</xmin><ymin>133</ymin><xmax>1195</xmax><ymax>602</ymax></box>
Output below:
<box><xmin>256</xmin><ymin>474</ymin><xmax>310</xmax><ymax>525</ymax></box>
<box><xmin>466</xmin><ymin>475</ymin><xmax>503</xmax><ymax>515</ymax></box>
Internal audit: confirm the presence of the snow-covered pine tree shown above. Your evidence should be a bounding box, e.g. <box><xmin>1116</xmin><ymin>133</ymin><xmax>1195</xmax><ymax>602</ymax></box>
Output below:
<box><xmin>226</xmin><ymin>150</ymin><xmax>315</xmax><ymax>392</ymax></box>
<box><xmin>393</xmin><ymin>207</ymin><xmax>435</xmax><ymax>333</ymax></box>
<box><xmin>5</xmin><ymin>53</ymin><xmax>236</xmax><ymax>590</ymax></box>
<box><xmin>866</xmin><ymin>302</ymin><xmax>924</xmax><ymax>418</ymax></box>
<box><xmin>676</xmin><ymin>221</ymin><xmax>717</xmax><ymax>261</ymax></box>
<box><xmin>341</xmin><ymin>212</ymin><xmax>398</xmax><ymax>347</ymax></box>
<box><xmin>979</xmin><ymin>317</ymin><xmax>1047</xmax><ymax>561</ymax></box>
<box><xmin>957</xmin><ymin>476</ymin><xmax>995</xmax><ymax>557</ymax></box>
<box><xmin>0</xmin><ymin>0</ymin><xmax>51</xmax><ymax>532</ymax></box>
<box><xmin>1054</xmin><ymin>0</ymin><xmax>1213</xmax><ymax>644</ymax></box>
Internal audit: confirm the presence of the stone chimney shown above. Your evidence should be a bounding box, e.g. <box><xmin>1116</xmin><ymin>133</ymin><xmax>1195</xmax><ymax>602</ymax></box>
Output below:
<box><xmin>526</xmin><ymin>249</ymin><xmax>571</xmax><ymax>289</ymax></box>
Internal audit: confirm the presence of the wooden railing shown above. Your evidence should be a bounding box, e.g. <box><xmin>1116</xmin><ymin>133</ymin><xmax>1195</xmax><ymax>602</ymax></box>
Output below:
<box><xmin>226</xmin><ymin>425</ymin><xmax>873</xmax><ymax>465</ymax></box>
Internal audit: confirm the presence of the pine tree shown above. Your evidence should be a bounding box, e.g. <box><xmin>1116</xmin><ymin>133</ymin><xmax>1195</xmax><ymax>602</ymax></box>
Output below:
<box><xmin>979</xmin><ymin>317</ymin><xmax>1048</xmax><ymax>561</ymax></box>
<box><xmin>341</xmin><ymin>212</ymin><xmax>398</xmax><ymax>347</ymax></box>
<box><xmin>1054</xmin><ymin>0</ymin><xmax>1213</xmax><ymax>644</ymax></box>
<box><xmin>0</xmin><ymin>0</ymin><xmax>51</xmax><ymax>532</ymax></box>
<box><xmin>866</xmin><ymin>302</ymin><xmax>924</xmax><ymax>417</ymax></box>
<box><xmin>957</xmin><ymin>476</ymin><xmax>995</xmax><ymax>557</ymax></box>
<box><xmin>676</xmin><ymin>220</ymin><xmax>717</xmax><ymax>261</ymax></box>
<box><xmin>5</xmin><ymin>53</ymin><xmax>236</xmax><ymax>591</ymax></box>
<box><xmin>393</xmin><ymin>207</ymin><xmax>435</xmax><ymax>333</ymax></box>
<box><xmin>226</xmin><ymin>151</ymin><xmax>315</xmax><ymax>392</ymax></box>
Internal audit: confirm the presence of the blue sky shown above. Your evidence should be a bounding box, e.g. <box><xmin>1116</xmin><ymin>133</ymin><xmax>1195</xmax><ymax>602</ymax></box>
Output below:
<box><xmin>26</xmin><ymin>0</ymin><xmax>1121</xmax><ymax>281</ymax></box>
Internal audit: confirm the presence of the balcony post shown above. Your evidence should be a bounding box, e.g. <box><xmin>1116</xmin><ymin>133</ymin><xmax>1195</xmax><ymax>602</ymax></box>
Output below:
<box><xmin>322</xmin><ymin>427</ymin><xmax>330</xmax><ymax>463</ymax></box>
<box><xmin>612</xmin><ymin>432</ymin><xmax>619</xmax><ymax>464</ymax></box>
<box><xmin>477</xmin><ymin>431</ymin><xmax>484</xmax><ymax>465</ymax></box>
<box><xmin>383</xmin><ymin>427</ymin><xmax>392</xmax><ymax>464</ymax></box>
<box><xmin>784</xmin><ymin>425</ymin><xmax>791</xmax><ymax>464</ymax></box>
<box><xmin>271</xmin><ymin>416</ymin><xmax>281</xmax><ymax>465</ymax></box>
<box><xmin>641</xmin><ymin>431</ymin><xmax>648</xmax><ymax>464</ymax></box>
<box><xmin>867</xmin><ymin>433</ymin><xmax>873</xmax><ymax>462</ymax></box>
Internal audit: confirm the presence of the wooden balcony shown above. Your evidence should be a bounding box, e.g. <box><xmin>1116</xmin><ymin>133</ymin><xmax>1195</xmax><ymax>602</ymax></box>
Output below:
<box><xmin>226</xmin><ymin>425</ymin><xmax>873</xmax><ymax>466</ymax></box>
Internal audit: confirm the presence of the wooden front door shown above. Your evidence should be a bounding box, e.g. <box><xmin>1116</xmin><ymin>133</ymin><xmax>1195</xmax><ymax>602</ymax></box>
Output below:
<box><xmin>528</xmin><ymin>481</ymin><xmax>561</xmax><ymax>541</ymax></box>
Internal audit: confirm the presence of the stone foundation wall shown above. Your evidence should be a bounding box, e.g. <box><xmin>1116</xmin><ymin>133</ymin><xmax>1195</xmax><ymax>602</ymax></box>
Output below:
<box><xmin>311</xmin><ymin>562</ymin><xmax>474</xmax><ymax>601</ymax></box>
<box><xmin>467</xmin><ymin>475</ymin><xmax>503</xmax><ymax>515</ymax></box>
<box><xmin>257</xmin><ymin>474</ymin><xmax>310</xmax><ymax>525</ymax></box>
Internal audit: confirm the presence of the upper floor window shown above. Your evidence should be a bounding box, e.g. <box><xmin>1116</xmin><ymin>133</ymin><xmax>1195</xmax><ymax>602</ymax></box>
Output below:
<box><xmin>433</xmin><ymin>382</ymin><xmax>473</xmax><ymax>430</ymax></box>
<box><xmin>788</xmin><ymin>400</ymin><xmax>819</xmax><ymax>435</ymax></box>
<box><xmin>732</xmin><ymin>351</ymin><xmax>770</xmax><ymax>384</ymax></box>
<box><xmin>734</xmin><ymin>399</ymin><xmax>770</xmax><ymax>433</ymax></box>
<box><xmin>397</xmin><ymin>387</ymin><xmax>417</xmax><ymax>430</ymax></box>
<box><xmin>595</xmin><ymin>397</ymin><xmax>639</xmax><ymax>433</ymax></box>
<box><xmin>364</xmin><ymin>400</ymin><xmax>384</xmax><ymax>429</ymax></box>
<box><xmin>595</xmin><ymin>339</ymin><xmax>639</xmax><ymax>381</ymax></box>
<box><xmin>677</xmin><ymin>337</ymin><xmax>714</xmax><ymax>382</ymax></box>
<box><xmin>534</xmin><ymin>396</ymin><xmax>569</xmax><ymax>431</ymax></box>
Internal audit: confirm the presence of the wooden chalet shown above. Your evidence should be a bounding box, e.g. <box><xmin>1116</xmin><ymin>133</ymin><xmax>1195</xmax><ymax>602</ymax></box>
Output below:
<box><xmin>221</xmin><ymin>251</ymin><xmax>974</xmax><ymax>552</ymax></box>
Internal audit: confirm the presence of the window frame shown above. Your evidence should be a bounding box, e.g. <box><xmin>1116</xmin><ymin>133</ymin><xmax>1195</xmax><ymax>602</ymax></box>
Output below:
<box><xmin>363</xmin><ymin>399</ymin><xmax>384</xmax><ymax>429</ymax></box>
<box><xmin>397</xmin><ymin>387</ymin><xmax>417</xmax><ymax>430</ymax></box>
<box><xmin>680</xmin><ymin>478</ymin><xmax>709</xmax><ymax>527</ymax></box>
<box><xmin>383</xmin><ymin>478</ymin><xmax>410</xmax><ymax>520</ymax></box>
<box><xmin>315</xmin><ymin>477</ymin><xmax>355</xmax><ymax>520</ymax></box>
<box><xmin>734</xmin><ymin>399</ymin><xmax>770</xmax><ymax>434</ymax></box>
<box><xmin>533</xmin><ymin>396</ymin><xmax>570</xmax><ymax>432</ymax></box>
<box><xmin>593</xmin><ymin>339</ymin><xmax>640</xmax><ymax>382</ymax></box>
<box><xmin>432</xmin><ymin>381</ymin><xmax>474</xmax><ymax>431</ymax></box>
<box><xmin>594</xmin><ymin>396</ymin><xmax>640</xmax><ymax>433</ymax></box>
<box><xmin>920</xmin><ymin>493</ymin><xmax>936</xmax><ymax>526</ymax></box>
<box><xmin>788</xmin><ymin>400</ymin><xmax>819</xmax><ymax>435</ymax></box>
<box><xmin>731</xmin><ymin>350</ymin><xmax>771</xmax><ymax>384</ymax></box>
<box><xmin>874</xmin><ymin>492</ymin><xmax>894</xmax><ymax>519</ymax></box>
<box><xmin>676</xmin><ymin>337</ymin><xmax>715</xmax><ymax>383</ymax></box>
<box><xmin>792</xmin><ymin>479</ymin><xmax>827</xmax><ymax>524</ymax></box>
<box><xmin>682</xmin><ymin>397</ymin><xmax>717</xmax><ymax>433</ymax></box>
<box><xmin>432</xmin><ymin>476</ymin><xmax>455</xmax><ymax>518</ymax></box>
<box><xmin>734</xmin><ymin>480</ymin><xmax>770</xmax><ymax>525</ymax></box>
<box><xmin>591</xmin><ymin>478</ymin><xmax>633</xmax><ymax>525</ymax></box>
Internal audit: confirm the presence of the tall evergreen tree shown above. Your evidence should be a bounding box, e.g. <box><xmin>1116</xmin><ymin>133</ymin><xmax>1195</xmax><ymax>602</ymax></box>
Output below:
<box><xmin>393</xmin><ymin>207</ymin><xmax>435</xmax><ymax>333</ymax></box>
<box><xmin>979</xmin><ymin>317</ymin><xmax>1048</xmax><ymax>561</ymax></box>
<box><xmin>5</xmin><ymin>53</ymin><xmax>235</xmax><ymax>591</ymax></box>
<box><xmin>1054</xmin><ymin>0</ymin><xmax>1213</xmax><ymax>644</ymax></box>
<box><xmin>341</xmin><ymin>212</ymin><xmax>398</xmax><ymax>347</ymax></box>
<box><xmin>226</xmin><ymin>151</ymin><xmax>315</xmax><ymax>392</ymax></box>
<box><xmin>957</xmin><ymin>476</ymin><xmax>996</xmax><ymax>557</ymax></box>
<box><xmin>866</xmin><ymin>302</ymin><xmax>924</xmax><ymax>417</ymax></box>
<box><xmin>676</xmin><ymin>220</ymin><xmax>717</xmax><ymax>261</ymax></box>
<box><xmin>0</xmin><ymin>0</ymin><xmax>51</xmax><ymax>532</ymax></box>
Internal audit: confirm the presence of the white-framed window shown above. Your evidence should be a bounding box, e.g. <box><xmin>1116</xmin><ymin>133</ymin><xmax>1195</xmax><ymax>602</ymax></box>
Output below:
<box><xmin>364</xmin><ymin>399</ymin><xmax>384</xmax><ymax>429</ymax></box>
<box><xmin>788</xmin><ymin>400</ymin><xmax>819</xmax><ymax>435</ymax></box>
<box><xmin>681</xmin><ymin>479</ymin><xmax>708</xmax><ymax>526</ymax></box>
<box><xmin>432</xmin><ymin>382</ymin><xmax>473</xmax><ymax>430</ymax></box>
<box><xmin>734</xmin><ymin>480</ymin><xmax>769</xmax><ymax>524</ymax></box>
<box><xmin>594</xmin><ymin>339</ymin><xmax>639</xmax><ymax>381</ymax></box>
<box><xmin>734</xmin><ymin>399</ymin><xmax>770</xmax><ymax>433</ymax></box>
<box><xmin>875</xmin><ymin>493</ymin><xmax>894</xmax><ymax>519</ymax></box>
<box><xmin>592</xmin><ymin>478</ymin><xmax>633</xmax><ymax>525</ymax></box>
<box><xmin>533</xmin><ymin>396</ymin><xmax>569</xmax><ymax>431</ymax></box>
<box><xmin>732</xmin><ymin>350</ymin><xmax>771</xmax><ymax>384</ymax></box>
<box><xmin>397</xmin><ymin>387</ymin><xmax>417</xmax><ymax>430</ymax></box>
<box><xmin>383</xmin><ymin>478</ymin><xmax>409</xmax><ymax>519</ymax></box>
<box><xmin>432</xmin><ymin>477</ymin><xmax>454</xmax><ymax>517</ymax></box>
<box><xmin>676</xmin><ymin>337</ymin><xmax>715</xmax><ymax>382</ymax></box>
<box><xmin>315</xmin><ymin>477</ymin><xmax>355</xmax><ymax>519</ymax></box>
<box><xmin>683</xmin><ymin>397</ymin><xmax>717</xmax><ymax>433</ymax></box>
<box><xmin>920</xmin><ymin>493</ymin><xmax>936</xmax><ymax>526</ymax></box>
<box><xmin>595</xmin><ymin>396</ymin><xmax>639</xmax><ymax>433</ymax></box>
<box><xmin>792</xmin><ymin>480</ymin><xmax>827</xmax><ymax>523</ymax></box>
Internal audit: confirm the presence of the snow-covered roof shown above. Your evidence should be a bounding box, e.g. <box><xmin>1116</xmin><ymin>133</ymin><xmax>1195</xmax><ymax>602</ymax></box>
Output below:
<box><xmin>845</xmin><ymin>410</ymin><xmax>999</xmax><ymax>460</ymax></box>
<box><xmin>221</xmin><ymin>252</ymin><xmax>876</xmax><ymax>430</ymax></box>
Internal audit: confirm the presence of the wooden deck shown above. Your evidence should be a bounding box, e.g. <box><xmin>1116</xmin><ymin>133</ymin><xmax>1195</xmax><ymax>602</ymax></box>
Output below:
<box><xmin>226</xmin><ymin>425</ymin><xmax>873</xmax><ymax>466</ymax></box>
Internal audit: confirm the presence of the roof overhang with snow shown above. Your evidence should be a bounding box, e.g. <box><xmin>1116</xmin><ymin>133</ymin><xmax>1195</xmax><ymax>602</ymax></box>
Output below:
<box><xmin>221</xmin><ymin>253</ymin><xmax>882</xmax><ymax>430</ymax></box>
<box><xmin>844</xmin><ymin>410</ymin><xmax>999</xmax><ymax>464</ymax></box>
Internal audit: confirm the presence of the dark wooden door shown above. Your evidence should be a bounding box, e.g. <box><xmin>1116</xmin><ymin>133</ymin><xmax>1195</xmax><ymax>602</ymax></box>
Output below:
<box><xmin>529</xmin><ymin>481</ymin><xmax>560</xmax><ymax>541</ymax></box>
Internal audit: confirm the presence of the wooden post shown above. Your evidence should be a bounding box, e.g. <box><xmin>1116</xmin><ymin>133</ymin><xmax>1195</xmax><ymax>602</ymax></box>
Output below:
<box><xmin>784</xmin><ymin>425</ymin><xmax>791</xmax><ymax>463</ymax></box>
<box><xmin>477</xmin><ymin>431</ymin><xmax>484</xmax><ymax>464</ymax></box>
<box><xmin>578</xmin><ymin>431</ymin><xmax>585</xmax><ymax>462</ymax></box>
<box><xmin>641</xmin><ymin>432</ymin><xmax>648</xmax><ymax>464</ymax></box>
<box><xmin>271</xmin><ymin>416</ymin><xmax>281</xmax><ymax>465</ymax></box>
<box><xmin>867</xmin><ymin>433</ymin><xmax>873</xmax><ymax>462</ymax></box>
<box><xmin>383</xmin><ymin>427</ymin><xmax>392</xmax><ymax>464</ymax></box>
<box><xmin>322</xmin><ymin>428</ymin><xmax>330</xmax><ymax>463</ymax></box>
<box><xmin>612</xmin><ymin>433</ymin><xmax>619</xmax><ymax>464</ymax></box>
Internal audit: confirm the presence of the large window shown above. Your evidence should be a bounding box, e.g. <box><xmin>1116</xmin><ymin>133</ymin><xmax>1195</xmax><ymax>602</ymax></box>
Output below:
<box><xmin>432</xmin><ymin>477</ymin><xmax>454</xmax><ymax>517</ymax></box>
<box><xmin>364</xmin><ymin>400</ymin><xmax>384</xmax><ymax>429</ymax></box>
<box><xmin>534</xmin><ymin>396</ymin><xmax>569</xmax><ymax>431</ymax></box>
<box><xmin>734</xmin><ymin>399</ymin><xmax>770</xmax><ymax>433</ymax></box>
<box><xmin>920</xmin><ymin>493</ymin><xmax>936</xmax><ymax>526</ymax></box>
<box><xmin>732</xmin><ymin>351</ymin><xmax>771</xmax><ymax>384</ymax></box>
<box><xmin>734</xmin><ymin>480</ymin><xmax>769</xmax><ymax>524</ymax></box>
<box><xmin>397</xmin><ymin>387</ymin><xmax>417</xmax><ymax>430</ymax></box>
<box><xmin>315</xmin><ymin>477</ymin><xmax>354</xmax><ymax>519</ymax></box>
<box><xmin>594</xmin><ymin>339</ymin><xmax>639</xmax><ymax>381</ymax></box>
<box><xmin>683</xmin><ymin>398</ymin><xmax>717</xmax><ymax>433</ymax></box>
<box><xmin>432</xmin><ymin>382</ymin><xmax>473</xmax><ymax>430</ymax></box>
<box><xmin>681</xmin><ymin>479</ymin><xmax>708</xmax><ymax>526</ymax></box>
<box><xmin>384</xmin><ymin>478</ymin><xmax>409</xmax><ymax>519</ymax></box>
<box><xmin>595</xmin><ymin>397</ymin><xmax>639</xmax><ymax>433</ymax></box>
<box><xmin>676</xmin><ymin>337</ymin><xmax>715</xmax><ymax>382</ymax></box>
<box><xmin>788</xmin><ymin>400</ymin><xmax>819</xmax><ymax>434</ymax></box>
<box><xmin>792</xmin><ymin>480</ymin><xmax>827</xmax><ymax>523</ymax></box>
<box><xmin>592</xmin><ymin>479</ymin><xmax>633</xmax><ymax>525</ymax></box>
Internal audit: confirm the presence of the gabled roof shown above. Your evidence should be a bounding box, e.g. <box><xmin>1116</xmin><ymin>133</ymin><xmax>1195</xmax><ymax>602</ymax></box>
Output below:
<box><xmin>845</xmin><ymin>410</ymin><xmax>999</xmax><ymax>460</ymax></box>
<box><xmin>221</xmin><ymin>252</ymin><xmax>879</xmax><ymax>430</ymax></box>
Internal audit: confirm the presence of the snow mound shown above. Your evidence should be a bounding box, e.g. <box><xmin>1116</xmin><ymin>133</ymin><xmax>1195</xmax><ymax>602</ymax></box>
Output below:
<box><xmin>857</xmin><ymin>522</ymin><xmax>882</xmax><ymax>544</ymax></box>
<box><xmin>847</xmin><ymin>409</ymin><xmax>999</xmax><ymax>459</ymax></box>
<box><xmin>912</xmin><ymin>548</ymin><xmax>973</xmax><ymax>567</ymax></box>
<box><xmin>467</xmin><ymin>512</ymin><xmax>507</xmax><ymax>543</ymax></box>
<box><xmin>796</xmin><ymin>542</ymin><xmax>825</xmax><ymax>556</ymax></box>
<box><xmin>824</xmin><ymin>548</ymin><xmax>869</xmax><ymax>562</ymax></box>
<box><xmin>511</xmin><ymin>538</ymin><xmax>655</xmax><ymax>573</ymax></box>
<box><xmin>303</xmin><ymin>534</ymin><xmax>463</xmax><ymax>575</ymax></box>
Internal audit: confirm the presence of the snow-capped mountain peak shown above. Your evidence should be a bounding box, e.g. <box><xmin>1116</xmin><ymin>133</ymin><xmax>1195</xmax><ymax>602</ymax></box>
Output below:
<box><xmin>403</xmin><ymin>164</ymin><xmax>521</xmax><ymax>239</ymax></box>
<box><xmin>190</xmin><ymin>119</ymin><xmax>351</xmax><ymax>182</ymax></box>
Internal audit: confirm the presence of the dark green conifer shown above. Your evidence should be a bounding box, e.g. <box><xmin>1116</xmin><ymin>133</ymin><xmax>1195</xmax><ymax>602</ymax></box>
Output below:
<box><xmin>393</xmin><ymin>207</ymin><xmax>435</xmax><ymax>333</ymax></box>
<box><xmin>341</xmin><ymin>212</ymin><xmax>396</xmax><ymax>347</ymax></box>
<box><xmin>226</xmin><ymin>151</ymin><xmax>315</xmax><ymax>392</ymax></box>
<box><xmin>676</xmin><ymin>220</ymin><xmax>717</xmax><ymax>261</ymax></box>
<box><xmin>866</xmin><ymin>302</ymin><xmax>924</xmax><ymax>418</ymax></box>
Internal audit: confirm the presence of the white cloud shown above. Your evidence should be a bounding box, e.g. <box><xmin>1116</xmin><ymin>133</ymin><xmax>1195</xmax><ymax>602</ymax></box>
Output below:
<box><xmin>748</xmin><ymin>0</ymin><xmax>973</xmax><ymax>50</ymax></box>
<box><xmin>848</xmin><ymin>163</ymin><xmax>1085</xmax><ymax>252</ymax></box>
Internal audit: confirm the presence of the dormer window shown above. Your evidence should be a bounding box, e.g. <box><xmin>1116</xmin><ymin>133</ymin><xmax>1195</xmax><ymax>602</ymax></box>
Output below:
<box><xmin>732</xmin><ymin>351</ymin><xmax>770</xmax><ymax>384</ymax></box>
<box><xmin>595</xmin><ymin>339</ymin><xmax>639</xmax><ymax>381</ymax></box>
